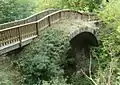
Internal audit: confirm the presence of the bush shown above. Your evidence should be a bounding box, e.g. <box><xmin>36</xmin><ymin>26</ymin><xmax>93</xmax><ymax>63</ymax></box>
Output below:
<box><xmin>43</xmin><ymin>77</ymin><xmax>71</xmax><ymax>85</ymax></box>
<box><xmin>71</xmin><ymin>72</ymin><xmax>93</xmax><ymax>85</ymax></box>
<box><xmin>91</xmin><ymin>0</ymin><xmax>120</xmax><ymax>84</ymax></box>
<box><xmin>91</xmin><ymin>29</ymin><xmax>120</xmax><ymax>85</ymax></box>
<box><xmin>15</xmin><ymin>29</ymin><xmax>70</xmax><ymax>84</ymax></box>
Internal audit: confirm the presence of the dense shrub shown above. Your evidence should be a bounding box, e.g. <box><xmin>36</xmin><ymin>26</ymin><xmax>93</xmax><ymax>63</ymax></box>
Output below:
<box><xmin>42</xmin><ymin>77</ymin><xmax>71</xmax><ymax>85</ymax></box>
<box><xmin>71</xmin><ymin>73</ymin><xmax>93</xmax><ymax>85</ymax></box>
<box><xmin>90</xmin><ymin>0</ymin><xmax>120</xmax><ymax>84</ymax></box>
<box><xmin>15</xmin><ymin>29</ymin><xmax>71</xmax><ymax>84</ymax></box>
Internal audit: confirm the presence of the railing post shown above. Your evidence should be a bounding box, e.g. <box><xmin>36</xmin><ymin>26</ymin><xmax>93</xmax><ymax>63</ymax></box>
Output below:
<box><xmin>88</xmin><ymin>15</ymin><xmax>90</xmax><ymax>21</ymax></box>
<box><xmin>0</xmin><ymin>32</ymin><xmax>2</xmax><ymax>47</ymax></box>
<box><xmin>36</xmin><ymin>22</ymin><xmax>39</xmax><ymax>36</ymax></box>
<box><xmin>87</xmin><ymin>15</ymin><xmax>89</xmax><ymax>21</ymax></box>
<box><xmin>48</xmin><ymin>16</ymin><xmax>51</xmax><ymax>27</ymax></box>
<box><xmin>18</xmin><ymin>27</ymin><xmax>22</xmax><ymax>47</ymax></box>
<box><xmin>59</xmin><ymin>11</ymin><xmax>61</xmax><ymax>19</ymax></box>
<box><xmin>81</xmin><ymin>14</ymin><xmax>83</xmax><ymax>20</ymax></box>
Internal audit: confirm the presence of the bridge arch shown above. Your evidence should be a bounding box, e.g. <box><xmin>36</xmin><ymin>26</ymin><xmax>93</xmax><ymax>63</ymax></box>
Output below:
<box><xmin>69</xmin><ymin>30</ymin><xmax>99</xmax><ymax>72</ymax></box>
<box><xmin>69</xmin><ymin>26</ymin><xmax>98</xmax><ymax>50</ymax></box>
<box><xmin>70</xmin><ymin>31</ymin><xmax>98</xmax><ymax>49</ymax></box>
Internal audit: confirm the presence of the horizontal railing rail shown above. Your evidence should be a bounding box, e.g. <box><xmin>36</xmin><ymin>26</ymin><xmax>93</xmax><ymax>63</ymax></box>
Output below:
<box><xmin>0</xmin><ymin>9</ymin><xmax>99</xmax><ymax>55</ymax></box>
<box><xmin>0</xmin><ymin>9</ymin><xmax>58</xmax><ymax>30</ymax></box>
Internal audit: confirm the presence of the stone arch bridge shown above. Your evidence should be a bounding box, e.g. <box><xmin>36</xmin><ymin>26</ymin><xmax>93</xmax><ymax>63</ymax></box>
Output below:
<box><xmin>0</xmin><ymin>9</ymin><xmax>100</xmax><ymax>55</ymax></box>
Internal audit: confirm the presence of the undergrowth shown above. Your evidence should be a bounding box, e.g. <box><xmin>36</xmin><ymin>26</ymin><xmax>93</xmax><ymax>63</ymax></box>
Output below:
<box><xmin>10</xmin><ymin>28</ymin><xmax>94</xmax><ymax>85</ymax></box>
<box><xmin>14</xmin><ymin>29</ymin><xmax>71</xmax><ymax>84</ymax></box>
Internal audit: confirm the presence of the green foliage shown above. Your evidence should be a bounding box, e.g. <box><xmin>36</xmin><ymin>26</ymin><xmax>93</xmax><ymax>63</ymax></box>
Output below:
<box><xmin>71</xmin><ymin>73</ymin><xmax>93</xmax><ymax>85</ymax></box>
<box><xmin>96</xmin><ymin>0</ymin><xmax>120</xmax><ymax>66</ymax></box>
<box><xmin>99</xmin><ymin>0</ymin><xmax>120</xmax><ymax>28</ymax></box>
<box><xmin>43</xmin><ymin>77</ymin><xmax>71</xmax><ymax>85</ymax></box>
<box><xmin>92</xmin><ymin>28</ymin><xmax>120</xmax><ymax>84</ymax></box>
<box><xmin>0</xmin><ymin>72</ymin><xmax>13</xmax><ymax>85</ymax></box>
<box><xmin>36</xmin><ymin>0</ymin><xmax>58</xmax><ymax>11</ymax></box>
<box><xmin>93</xmin><ymin>57</ymin><xmax>120</xmax><ymax>85</ymax></box>
<box><xmin>91</xmin><ymin>0</ymin><xmax>120</xmax><ymax>84</ymax></box>
<box><xmin>36</xmin><ymin>0</ymin><xmax>102</xmax><ymax>12</ymax></box>
<box><xmin>0</xmin><ymin>0</ymin><xmax>35</xmax><ymax>24</ymax></box>
<box><xmin>11</xmin><ymin>28</ymin><xmax>93</xmax><ymax>85</ymax></box>
<box><xmin>57</xmin><ymin>0</ymin><xmax>102</xmax><ymax>12</ymax></box>
<box><xmin>15</xmin><ymin>29</ymin><xmax>70</xmax><ymax>84</ymax></box>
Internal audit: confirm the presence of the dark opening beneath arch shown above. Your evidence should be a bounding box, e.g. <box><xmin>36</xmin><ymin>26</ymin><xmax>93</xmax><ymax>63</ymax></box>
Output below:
<box><xmin>68</xmin><ymin>32</ymin><xmax>99</xmax><ymax>72</ymax></box>
<box><xmin>64</xmin><ymin>32</ymin><xmax>99</xmax><ymax>74</ymax></box>
<box><xmin>70</xmin><ymin>32</ymin><xmax>98</xmax><ymax>50</ymax></box>
<box><xmin>69</xmin><ymin>32</ymin><xmax>98</xmax><ymax>71</ymax></box>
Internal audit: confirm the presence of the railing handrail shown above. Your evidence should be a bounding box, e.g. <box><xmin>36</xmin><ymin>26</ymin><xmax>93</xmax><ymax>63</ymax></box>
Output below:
<box><xmin>0</xmin><ymin>9</ymin><xmax>98</xmax><ymax>32</ymax></box>
<box><xmin>0</xmin><ymin>8</ymin><xmax>58</xmax><ymax>29</ymax></box>
<box><xmin>0</xmin><ymin>10</ymin><xmax>61</xmax><ymax>32</ymax></box>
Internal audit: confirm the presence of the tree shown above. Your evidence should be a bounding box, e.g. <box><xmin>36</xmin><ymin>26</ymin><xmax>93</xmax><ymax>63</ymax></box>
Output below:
<box><xmin>0</xmin><ymin>0</ymin><xmax>35</xmax><ymax>24</ymax></box>
<box><xmin>57</xmin><ymin>0</ymin><xmax>103</xmax><ymax>12</ymax></box>
<box><xmin>36</xmin><ymin>0</ymin><xmax>102</xmax><ymax>12</ymax></box>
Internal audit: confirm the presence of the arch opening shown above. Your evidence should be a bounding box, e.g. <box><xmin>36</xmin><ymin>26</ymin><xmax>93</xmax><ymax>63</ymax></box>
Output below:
<box><xmin>69</xmin><ymin>32</ymin><xmax>99</xmax><ymax>71</ymax></box>
<box><xmin>70</xmin><ymin>32</ymin><xmax>98</xmax><ymax>50</ymax></box>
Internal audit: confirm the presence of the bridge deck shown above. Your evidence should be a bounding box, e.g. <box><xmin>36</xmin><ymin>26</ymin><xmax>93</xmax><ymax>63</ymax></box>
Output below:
<box><xmin>51</xmin><ymin>19</ymin><xmax>96</xmax><ymax>32</ymax></box>
<box><xmin>50</xmin><ymin>18</ymin><xmax>98</xmax><ymax>39</ymax></box>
